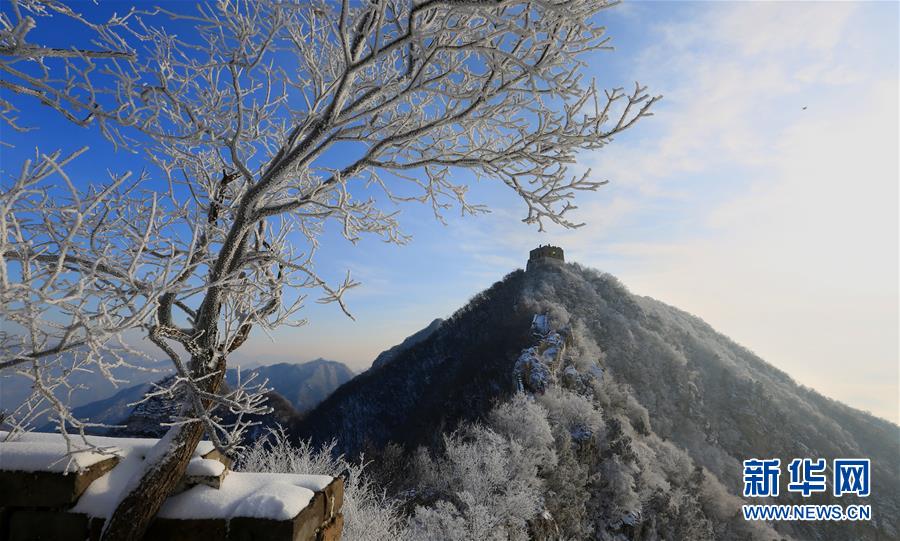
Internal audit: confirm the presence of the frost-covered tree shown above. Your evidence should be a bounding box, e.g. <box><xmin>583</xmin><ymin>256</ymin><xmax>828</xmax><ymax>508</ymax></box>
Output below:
<box><xmin>410</xmin><ymin>398</ymin><xmax>554</xmax><ymax>540</ymax></box>
<box><xmin>0</xmin><ymin>0</ymin><xmax>658</xmax><ymax>538</ymax></box>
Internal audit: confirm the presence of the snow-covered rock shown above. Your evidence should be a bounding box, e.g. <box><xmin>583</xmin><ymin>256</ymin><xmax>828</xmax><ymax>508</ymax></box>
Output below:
<box><xmin>514</xmin><ymin>346</ymin><xmax>554</xmax><ymax>393</ymax></box>
<box><xmin>514</xmin><ymin>319</ymin><xmax>569</xmax><ymax>394</ymax></box>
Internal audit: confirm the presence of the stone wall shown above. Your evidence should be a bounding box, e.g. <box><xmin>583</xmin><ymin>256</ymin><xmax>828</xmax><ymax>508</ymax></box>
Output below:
<box><xmin>0</xmin><ymin>440</ymin><xmax>343</xmax><ymax>541</ymax></box>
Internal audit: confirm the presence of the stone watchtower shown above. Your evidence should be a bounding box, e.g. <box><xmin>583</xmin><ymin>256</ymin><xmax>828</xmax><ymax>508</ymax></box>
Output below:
<box><xmin>526</xmin><ymin>244</ymin><xmax>564</xmax><ymax>271</ymax></box>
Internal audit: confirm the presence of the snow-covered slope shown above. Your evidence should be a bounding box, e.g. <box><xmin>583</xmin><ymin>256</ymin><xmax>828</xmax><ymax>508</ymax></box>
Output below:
<box><xmin>296</xmin><ymin>262</ymin><xmax>899</xmax><ymax>540</ymax></box>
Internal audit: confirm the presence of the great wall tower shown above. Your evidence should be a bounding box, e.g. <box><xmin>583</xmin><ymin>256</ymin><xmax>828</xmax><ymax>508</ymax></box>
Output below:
<box><xmin>526</xmin><ymin>244</ymin><xmax>565</xmax><ymax>271</ymax></box>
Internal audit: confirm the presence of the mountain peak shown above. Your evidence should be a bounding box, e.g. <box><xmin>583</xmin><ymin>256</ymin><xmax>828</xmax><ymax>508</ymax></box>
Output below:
<box><xmin>296</xmin><ymin>260</ymin><xmax>899</xmax><ymax>540</ymax></box>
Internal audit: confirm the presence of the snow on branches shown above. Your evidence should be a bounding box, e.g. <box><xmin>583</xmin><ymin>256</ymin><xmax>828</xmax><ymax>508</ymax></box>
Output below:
<box><xmin>1</xmin><ymin>1</ymin><xmax>658</xmax><ymax>537</ymax></box>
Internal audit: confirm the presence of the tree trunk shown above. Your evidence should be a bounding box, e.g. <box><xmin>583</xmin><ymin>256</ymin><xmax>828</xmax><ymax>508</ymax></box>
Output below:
<box><xmin>100</xmin><ymin>364</ymin><xmax>226</xmax><ymax>540</ymax></box>
<box><xmin>99</xmin><ymin>420</ymin><xmax>204</xmax><ymax>540</ymax></box>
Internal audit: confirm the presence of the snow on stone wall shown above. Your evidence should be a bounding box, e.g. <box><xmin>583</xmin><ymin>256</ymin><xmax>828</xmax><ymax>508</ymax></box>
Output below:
<box><xmin>0</xmin><ymin>432</ymin><xmax>344</xmax><ymax>541</ymax></box>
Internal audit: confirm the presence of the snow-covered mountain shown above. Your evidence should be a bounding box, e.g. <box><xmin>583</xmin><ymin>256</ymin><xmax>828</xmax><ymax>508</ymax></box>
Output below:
<box><xmin>295</xmin><ymin>261</ymin><xmax>899</xmax><ymax>540</ymax></box>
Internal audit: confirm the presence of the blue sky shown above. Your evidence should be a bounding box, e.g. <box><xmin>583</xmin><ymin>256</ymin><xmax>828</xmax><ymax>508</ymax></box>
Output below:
<box><xmin>2</xmin><ymin>2</ymin><xmax>897</xmax><ymax>421</ymax></box>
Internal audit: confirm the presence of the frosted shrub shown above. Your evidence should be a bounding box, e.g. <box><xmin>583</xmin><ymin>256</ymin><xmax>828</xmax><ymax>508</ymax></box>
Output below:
<box><xmin>411</xmin><ymin>425</ymin><xmax>545</xmax><ymax>541</ymax></box>
<box><xmin>487</xmin><ymin>393</ymin><xmax>557</xmax><ymax>468</ymax></box>
<box><xmin>596</xmin><ymin>456</ymin><xmax>642</xmax><ymax>520</ymax></box>
<box><xmin>238</xmin><ymin>430</ymin><xmax>410</xmax><ymax>541</ymax></box>
<box><xmin>410</xmin><ymin>501</ymin><xmax>470</xmax><ymax>540</ymax></box>
<box><xmin>568</xmin><ymin>321</ymin><xmax>606</xmax><ymax>371</ymax></box>
<box><xmin>538</xmin><ymin>387</ymin><xmax>604</xmax><ymax>442</ymax></box>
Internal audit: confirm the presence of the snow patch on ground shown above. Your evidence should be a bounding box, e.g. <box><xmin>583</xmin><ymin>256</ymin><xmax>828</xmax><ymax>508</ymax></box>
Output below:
<box><xmin>514</xmin><ymin>347</ymin><xmax>553</xmax><ymax>393</ymax></box>
<box><xmin>531</xmin><ymin>314</ymin><xmax>550</xmax><ymax>336</ymax></box>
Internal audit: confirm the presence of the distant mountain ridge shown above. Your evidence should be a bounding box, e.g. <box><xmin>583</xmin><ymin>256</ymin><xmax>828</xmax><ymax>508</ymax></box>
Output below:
<box><xmin>0</xmin><ymin>353</ymin><xmax>164</xmax><ymax>421</ymax></box>
<box><xmin>51</xmin><ymin>359</ymin><xmax>353</xmax><ymax>436</ymax></box>
<box><xmin>104</xmin><ymin>375</ymin><xmax>302</xmax><ymax>442</ymax></box>
<box><xmin>63</xmin><ymin>380</ymin><xmax>156</xmax><ymax>432</ymax></box>
<box><xmin>227</xmin><ymin>359</ymin><xmax>354</xmax><ymax>413</ymax></box>
<box><xmin>295</xmin><ymin>261</ymin><xmax>899</xmax><ymax>540</ymax></box>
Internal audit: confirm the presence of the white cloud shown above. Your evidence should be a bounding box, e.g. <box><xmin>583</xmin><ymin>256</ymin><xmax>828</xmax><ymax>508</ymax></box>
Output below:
<box><xmin>709</xmin><ymin>3</ymin><xmax>856</xmax><ymax>57</ymax></box>
<box><xmin>568</xmin><ymin>2</ymin><xmax>899</xmax><ymax>419</ymax></box>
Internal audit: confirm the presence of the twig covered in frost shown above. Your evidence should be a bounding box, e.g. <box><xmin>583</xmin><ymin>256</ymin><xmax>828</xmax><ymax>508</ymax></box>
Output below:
<box><xmin>0</xmin><ymin>1</ymin><xmax>658</xmax><ymax>538</ymax></box>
